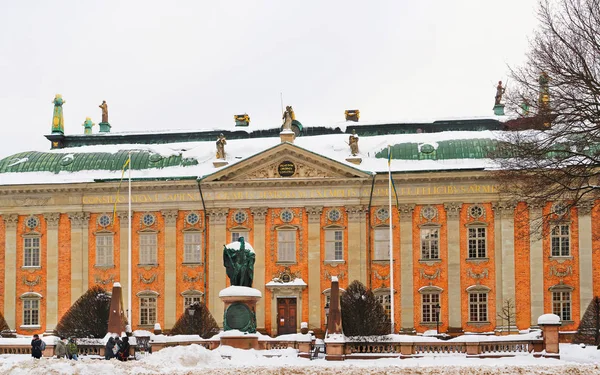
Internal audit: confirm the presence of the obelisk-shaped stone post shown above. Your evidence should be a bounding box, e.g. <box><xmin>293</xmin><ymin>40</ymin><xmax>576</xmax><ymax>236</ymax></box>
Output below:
<box><xmin>325</xmin><ymin>276</ymin><xmax>345</xmax><ymax>360</ymax></box>
<box><xmin>107</xmin><ymin>282</ymin><xmax>127</xmax><ymax>335</ymax></box>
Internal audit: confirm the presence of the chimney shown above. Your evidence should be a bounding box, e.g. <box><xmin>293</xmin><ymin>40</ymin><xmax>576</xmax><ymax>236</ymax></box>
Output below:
<box><xmin>345</xmin><ymin>109</ymin><xmax>359</xmax><ymax>122</ymax></box>
<box><xmin>234</xmin><ymin>113</ymin><xmax>250</xmax><ymax>127</ymax></box>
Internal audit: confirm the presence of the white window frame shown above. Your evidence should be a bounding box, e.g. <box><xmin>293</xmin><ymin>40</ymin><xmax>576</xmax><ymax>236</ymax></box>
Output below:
<box><xmin>23</xmin><ymin>235</ymin><xmax>41</xmax><ymax>267</ymax></box>
<box><xmin>138</xmin><ymin>291</ymin><xmax>158</xmax><ymax>326</ymax></box>
<box><xmin>467</xmin><ymin>226</ymin><xmax>487</xmax><ymax>259</ymax></box>
<box><xmin>373</xmin><ymin>288</ymin><xmax>392</xmax><ymax>320</ymax></box>
<box><xmin>183</xmin><ymin>231</ymin><xmax>202</xmax><ymax>264</ymax></box>
<box><xmin>551</xmin><ymin>224</ymin><xmax>570</xmax><ymax>257</ymax></box>
<box><xmin>95</xmin><ymin>233</ymin><xmax>114</xmax><ymax>267</ymax></box>
<box><xmin>325</xmin><ymin>227</ymin><xmax>344</xmax><ymax>261</ymax></box>
<box><xmin>466</xmin><ymin>285</ymin><xmax>490</xmax><ymax>323</ymax></box>
<box><xmin>420</xmin><ymin>226</ymin><xmax>440</xmax><ymax>260</ymax></box>
<box><xmin>182</xmin><ymin>289</ymin><xmax>204</xmax><ymax>310</ymax></box>
<box><xmin>373</xmin><ymin>227</ymin><xmax>390</xmax><ymax>261</ymax></box>
<box><xmin>421</xmin><ymin>292</ymin><xmax>441</xmax><ymax>323</ymax></box>
<box><xmin>277</xmin><ymin>227</ymin><xmax>297</xmax><ymax>263</ymax></box>
<box><xmin>139</xmin><ymin>232</ymin><xmax>158</xmax><ymax>265</ymax></box>
<box><xmin>20</xmin><ymin>292</ymin><xmax>42</xmax><ymax>327</ymax></box>
<box><xmin>550</xmin><ymin>284</ymin><xmax>573</xmax><ymax>322</ymax></box>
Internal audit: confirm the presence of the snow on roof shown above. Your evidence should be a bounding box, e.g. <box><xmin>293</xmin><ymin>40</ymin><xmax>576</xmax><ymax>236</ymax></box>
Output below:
<box><xmin>218</xmin><ymin>286</ymin><xmax>262</xmax><ymax>298</ymax></box>
<box><xmin>266</xmin><ymin>278</ymin><xmax>308</xmax><ymax>287</ymax></box>
<box><xmin>0</xmin><ymin>130</ymin><xmax>504</xmax><ymax>186</ymax></box>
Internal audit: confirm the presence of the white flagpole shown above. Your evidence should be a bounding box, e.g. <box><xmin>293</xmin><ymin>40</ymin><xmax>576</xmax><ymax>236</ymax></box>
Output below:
<box><xmin>388</xmin><ymin>145</ymin><xmax>395</xmax><ymax>333</ymax></box>
<box><xmin>127</xmin><ymin>151</ymin><xmax>132</xmax><ymax>327</ymax></box>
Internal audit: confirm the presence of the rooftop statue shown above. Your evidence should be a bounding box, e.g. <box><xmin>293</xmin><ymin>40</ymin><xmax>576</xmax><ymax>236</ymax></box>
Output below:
<box><xmin>82</xmin><ymin>117</ymin><xmax>95</xmax><ymax>135</ymax></box>
<box><xmin>349</xmin><ymin>129</ymin><xmax>359</xmax><ymax>156</ymax></box>
<box><xmin>99</xmin><ymin>100</ymin><xmax>109</xmax><ymax>123</ymax></box>
<box><xmin>216</xmin><ymin>133</ymin><xmax>227</xmax><ymax>159</ymax></box>
<box><xmin>494</xmin><ymin>81</ymin><xmax>505</xmax><ymax>106</ymax></box>
<box><xmin>223</xmin><ymin>237</ymin><xmax>255</xmax><ymax>287</ymax></box>
<box><xmin>282</xmin><ymin>105</ymin><xmax>295</xmax><ymax>131</ymax></box>
<box><xmin>51</xmin><ymin>94</ymin><xmax>66</xmax><ymax>134</ymax></box>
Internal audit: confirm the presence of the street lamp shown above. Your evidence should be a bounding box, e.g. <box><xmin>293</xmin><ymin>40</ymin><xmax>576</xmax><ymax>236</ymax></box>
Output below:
<box><xmin>434</xmin><ymin>303</ymin><xmax>441</xmax><ymax>335</ymax></box>
<box><xmin>324</xmin><ymin>302</ymin><xmax>330</xmax><ymax>334</ymax></box>
<box><xmin>188</xmin><ymin>302</ymin><xmax>197</xmax><ymax>333</ymax></box>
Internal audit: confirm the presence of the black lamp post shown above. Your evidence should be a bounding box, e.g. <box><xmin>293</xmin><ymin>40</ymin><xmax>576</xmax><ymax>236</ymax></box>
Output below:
<box><xmin>324</xmin><ymin>302</ymin><xmax>330</xmax><ymax>334</ymax></box>
<box><xmin>188</xmin><ymin>302</ymin><xmax>197</xmax><ymax>332</ymax></box>
<box><xmin>434</xmin><ymin>303</ymin><xmax>441</xmax><ymax>335</ymax></box>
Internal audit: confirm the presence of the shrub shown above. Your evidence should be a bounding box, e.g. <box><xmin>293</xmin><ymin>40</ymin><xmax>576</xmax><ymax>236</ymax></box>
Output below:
<box><xmin>56</xmin><ymin>286</ymin><xmax>113</xmax><ymax>338</ymax></box>
<box><xmin>573</xmin><ymin>296</ymin><xmax>600</xmax><ymax>346</ymax></box>
<box><xmin>0</xmin><ymin>310</ymin><xmax>10</xmax><ymax>333</ymax></box>
<box><xmin>170</xmin><ymin>302</ymin><xmax>219</xmax><ymax>338</ymax></box>
<box><xmin>341</xmin><ymin>280</ymin><xmax>391</xmax><ymax>337</ymax></box>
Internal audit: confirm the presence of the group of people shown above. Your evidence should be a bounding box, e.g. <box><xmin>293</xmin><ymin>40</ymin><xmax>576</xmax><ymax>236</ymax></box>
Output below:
<box><xmin>30</xmin><ymin>334</ymin><xmax>130</xmax><ymax>361</ymax></box>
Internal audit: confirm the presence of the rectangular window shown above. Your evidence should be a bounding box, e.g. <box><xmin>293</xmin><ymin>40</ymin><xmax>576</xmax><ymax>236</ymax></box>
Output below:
<box><xmin>184</xmin><ymin>296</ymin><xmax>203</xmax><ymax>309</ymax></box>
<box><xmin>551</xmin><ymin>225</ymin><xmax>570</xmax><ymax>257</ymax></box>
<box><xmin>325</xmin><ymin>230</ymin><xmax>344</xmax><ymax>261</ymax></box>
<box><xmin>469</xmin><ymin>293</ymin><xmax>488</xmax><ymax>322</ymax></box>
<box><xmin>375</xmin><ymin>293</ymin><xmax>391</xmax><ymax>319</ymax></box>
<box><xmin>277</xmin><ymin>230</ymin><xmax>296</xmax><ymax>263</ymax></box>
<box><xmin>140</xmin><ymin>297</ymin><xmax>157</xmax><ymax>326</ymax></box>
<box><xmin>96</xmin><ymin>234</ymin><xmax>114</xmax><ymax>266</ymax></box>
<box><xmin>420</xmin><ymin>228</ymin><xmax>439</xmax><ymax>260</ymax></box>
<box><xmin>468</xmin><ymin>227</ymin><xmax>487</xmax><ymax>258</ymax></box>
<box><xmin>23</xmin><ymin>237</ymin><xmax>40</xmax><ymax>267</ymax></box>
<box><xmin>139</xmin><ymin>233</ymin><xmax>157</xmax><ymax>265</ymax></box>
<box><xmin>422</xmin><ymin>293</ymin><xmax>440</xmax><ymax>323</ymax></box>
<box><xmin>23</xmin><ymin>299</ymin><xmax>40</xmax><ymax>326</ymax></box>
<box><xmin>183</xmin><ymin>232</ymin><xmax>202</xmax><ymax>263</ymax></box>
<box><xmin>552</xmin><ymin>291</ymin><xmax>571</xmax><ymax>321</ymax></box>
<box><xmin>374</xmin><ymin>228</ymin><xmax>390</xmax><ymax>260</ymax></box>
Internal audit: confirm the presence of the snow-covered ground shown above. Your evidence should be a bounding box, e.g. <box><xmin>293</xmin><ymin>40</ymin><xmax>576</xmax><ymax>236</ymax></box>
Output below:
<box><xmin>1</xmin><ymin>343</ymin><xmax>599</xmax><ymax>375</ymax></box>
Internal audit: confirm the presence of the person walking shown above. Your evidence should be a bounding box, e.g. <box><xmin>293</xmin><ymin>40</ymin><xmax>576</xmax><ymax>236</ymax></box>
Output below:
<box><xmin>66</xmin><ymin>337</ymin><xmax>79</xmax><ymax>360</ymax></box>
<box><xmin>55</xmin><ymin>337</ymin><xmax>67</xmax><ymax>359</ymax></box>
<box><xmin>105</xmin><ymin>337</ymin><xmax>116</xmax><ymax>360</ymax></box>
<box><xmin>30</xmin><ymin>334</ymin><xmax>43</xmax><ymax>359</ymax></box>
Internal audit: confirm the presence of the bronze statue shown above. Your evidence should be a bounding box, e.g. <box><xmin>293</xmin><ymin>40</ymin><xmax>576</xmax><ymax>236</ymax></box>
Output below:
<box><xmin>282</xmin><ymin>106</ymin><xmax>295</xmax><ymax>131</ymax></box>
<box><xmin>349</xmin><ymin>129</ymin><xmax>359</xmax><ymax>156</ymax></box>
<box><xmin>223</xmin><ymin>237</ymin><xmax>255</xmax><ymax>287</ymax></box>
<box><xmin>494</xmin><ymin>81</ymin><xmax>505</xmax><ymax>106</ymax></box>
<box><xmin>216</xmin><ymin>133</ymin><xmax>227</xmax><ymax>159</ymax></box>
<box><xmin>99</xmin><ymin>100</ymin><xmax>109</xmax><ymax>123</ymax></box>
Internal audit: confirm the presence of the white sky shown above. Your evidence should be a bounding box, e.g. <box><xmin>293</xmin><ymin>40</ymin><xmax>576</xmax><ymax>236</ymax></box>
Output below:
<box><xmin>0</xmin><ymin>0</ymin><xmax>538</xmax><ymax>160</ymax></box>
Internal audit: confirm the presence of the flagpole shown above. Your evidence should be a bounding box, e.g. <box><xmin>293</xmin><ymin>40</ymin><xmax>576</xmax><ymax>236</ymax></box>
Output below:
<box><xmin>388</xmin><ymin>145</ymin><xmax>395</xmax><ymax>333</ymax></box>
<box><xmin>127</xmin><ymin>151</ymin><xmax>132</xmax><ymax>327</ymax></box>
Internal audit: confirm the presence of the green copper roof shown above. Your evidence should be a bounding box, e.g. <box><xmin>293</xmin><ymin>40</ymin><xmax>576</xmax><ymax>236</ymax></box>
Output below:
<box><xmin>375</xmin><ymin>139</ymin><xmax>496</xmax><ymax>160</ymax></box>
<box><xmin>0</xmin><ymin>150</ymin><xmax>198</xmax><ymax>174</ymax></box>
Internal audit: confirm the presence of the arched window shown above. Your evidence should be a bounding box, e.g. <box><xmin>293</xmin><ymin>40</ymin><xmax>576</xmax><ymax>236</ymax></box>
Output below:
<box><xmin>466</xmin><ymin>285</ymin><xmax>491</xmax><ymax>323</ymax></box>
<box><xmin>20</xmin><ymin>292</ymin><xmax>42</xmax><ymax>327</ymax></box>
<box><xmin>181</xmin><ymin>289</ymin><xmax>204</xmax><ymax>309</ymax></box>
<box><xmin>550</xmin><ymin>283</ymin><xmax>573</xmax><ymax>321</ymax></box>
<box><xmin>137</xmin><ymin>290</ymin><xmax>159</xmax><ymax>326</ymax></box>
<box><xmin>418</xmin><ymin>286</ymin><xmax>443</xmax><ymax>323</ymax></box>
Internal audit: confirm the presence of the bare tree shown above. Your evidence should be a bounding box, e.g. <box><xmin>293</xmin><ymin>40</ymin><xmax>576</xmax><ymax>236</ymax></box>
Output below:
<box><xmin>493</xmin><ymin>0</ymin><xmax>600</xmax><ymax>217</ymax></box>
<box><xmin>573</xmin><ymin>296</ymin><xmax>600</xmax><ymax>346</ymax></box>
<box><xmin>340</xmin><ymin>280</ymin><xmax>391</xmax><ymax>337</ymax></box>
<box><xmin>170</xmin><ymin>302</ymin><xmax>219</xmax><ymax>339</ymax></box>
<box><xmin>496</xmin><ymin>299</ymin><xmax>517</xmax><ymax>335</ymax></box>
<box><xmin>56</xmin><ymin>286</ymin><xmax>113</xmax><ymax>338</ymax></box>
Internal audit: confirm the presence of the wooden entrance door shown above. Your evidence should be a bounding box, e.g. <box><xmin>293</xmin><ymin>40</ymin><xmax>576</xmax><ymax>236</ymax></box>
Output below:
<box><xmin>277</xmin><ymin>297</ymin><xmax>297</xmax><ymax>335</ymax></box>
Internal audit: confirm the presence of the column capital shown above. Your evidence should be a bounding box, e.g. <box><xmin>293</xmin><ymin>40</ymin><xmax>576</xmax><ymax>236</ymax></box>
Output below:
<box><xmin>305</xmin><ymin>206</ymin><xmax>323</xmax><ymax>223</ymax></box>
<box><xmin>492</xmin><ymin>202</ymin><xmax>516</xmax><ymax>218</ymax></box>
<box><xmin>67</xmin><ymin>212</ymin><xmax>90</xmax><ymax>228</ymax></box>
<box><xmin>206</xmin><ymin>208</ymin><xmax>229</xmax><ymax>225</ymax></box>
<box><xmin>443</xmin><ymin>202</ymin><xmax>462</xmax><ymax>219</ymax></box>
<box><xmin>345</xmin><ymin>205</ymin><xmax>366</xmax><ymax>222</ymax></box>
<box><xmin>398</xmin><ymin>204</ymin><xmax>415</xmax><ymax>220</ymax></box>
<box><xmin>3</xmin><ymin>214</ymin><xmax>19</xmax><ymax>229</ymax></box>
<box><xmin>116</xmin><ymin>211</ymin><xmax>130</xmax><ymax>225</ymax></box>
<box><xmin>251</xmin><ymin>207</ymin><xmax>268</xmax><ymax>224</ymax></box>
<box><xmin>577</xmin><ymin>200</ymin><xmax>594</xmax><ymax>216</ymax></box>
<box><xmin>43</xmin><ymin>213</ymin><xmax>61</xmax><ymax>229</ymax></box>
<box><xmin>161</xmin><ymin>209</ymin><xmax>179</xmax><ymax>225</ymax></box>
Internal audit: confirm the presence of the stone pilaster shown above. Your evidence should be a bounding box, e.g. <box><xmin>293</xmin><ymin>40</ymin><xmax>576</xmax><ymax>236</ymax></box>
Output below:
<box><xmin>251</xmin><ymin>207</ymin><xmax>268</xmax><ymax>330</ymax></box>
<box><xmin>529</xmin><ymin>204</ymin><xmax>544</xmax><ymax>326</ymax></box>
<box><xmin>306</xmin><ymin>206</ymin><xmax>323</xmax><ymax>330</ymax></box>
<box><xmin>492</xmin><ymin>202</ymin><xmax>516</xmax><ymax>332</ymax></box>
<box><xmin>346</xmin><ymin>205</ymin><xmax>366</xmax><ymax>285</ymax></box>
<box><xmin>161</xmin><ymin>209</ymin><xmax>178</xmax><ymax>329</ymax></box>
<box><xmin>68</xmin><ymin>212</ymin><xmax>90</xmax><ymax>304</ymax></box>
<box><xmin>117</xmin><ymin>211</ymin><xmax>130</xmax><ymax>316</ymax></box>
<box><xmin>398</xmin><ymin>204</ymin><xmax>415</xmax><ymax>331</ymax></box>
<box><xmin>444</xmin><ymin>202</ymin><xmax>462</xmax><ymax>329</ymax></box>
<box><xmin>43</xmin><ymin>213</ymin><xmax>60</xmax><ymax>332</ymax></box>
<box><xmin>206</xmin><ymin>208</ymin><xmax>228</xmax><ymax>326</ymax></box>
<box><xmin>578</xmin><ymin>201</ymin><xmax>594</xmax><ymax>319</ymax></box>
<box><xmin>3</xmin><ymin>214</ymin><xmax>18</xmax><ymax>329</ymax></box>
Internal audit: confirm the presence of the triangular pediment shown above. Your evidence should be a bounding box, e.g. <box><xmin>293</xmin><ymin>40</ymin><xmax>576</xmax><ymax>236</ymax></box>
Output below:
<box><xmin>203</xmin><ymin>142</ymin><xmax>371</xmax><ymax>182</ymax></box>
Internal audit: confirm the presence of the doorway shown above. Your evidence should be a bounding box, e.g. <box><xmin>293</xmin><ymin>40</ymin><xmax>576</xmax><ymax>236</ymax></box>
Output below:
<box><xmin>277</xmin><ymin>297</ymin><xmax>297</xmax><ymax>335</ymax></box>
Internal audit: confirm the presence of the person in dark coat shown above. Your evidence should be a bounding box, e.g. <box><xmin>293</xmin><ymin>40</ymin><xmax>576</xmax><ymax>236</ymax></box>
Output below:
<box><xmin>105</xmin><ymin>337</ymin><xmax>116</xmax><ymax>360</ymax></box>
<box><xmin>31</xmin><ymin>334</ymin><xmax>43</xmax><ymax>359</ymax></box>
<box><xmin>116</xmin><ymin>336</ymin><xmax>130</xmax><ymax>361</ymax></box>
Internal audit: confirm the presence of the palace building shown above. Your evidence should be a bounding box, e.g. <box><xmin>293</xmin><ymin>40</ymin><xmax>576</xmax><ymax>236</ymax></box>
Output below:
<box><xmin>0</xmin><ymin>103</ymin><xmax>596</xmax><ymax>337</ymax></box>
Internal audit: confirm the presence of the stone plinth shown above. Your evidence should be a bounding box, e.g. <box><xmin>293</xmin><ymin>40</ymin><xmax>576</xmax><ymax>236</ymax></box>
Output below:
<box><xmin>538</xmin><ymin>313</ymin><xmax>561</xmax><ymax>359</ymax></box>
<box><xmin>219</xmin><ymin>286</ymin><xmax>262</xmax><ymax>334</ymax></box>
<box><xmin>493</xmin><ymin>104</ymin><xmax>505</xmax><ymax>116</ymax></box>
<box><xmin>99</xmin><ymin>122</ymin><xmax>111</xmax><ymax>133</ymax></box>
<box><xmin>345</xmin><ymin>156</ymin><xmax>362</xmax><ymax>165</ymax></box>
<box><xmin>213</xmin><ymin>160</ymin><xmax>229</xmax><ymax>168</ymax></box>
<box><xmin>280</xmin><ymin>130</ymin><xmax>295</xmax><ymax>143</ymax></box>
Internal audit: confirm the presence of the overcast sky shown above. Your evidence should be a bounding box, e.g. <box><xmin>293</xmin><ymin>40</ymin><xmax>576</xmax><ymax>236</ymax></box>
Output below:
<box><xmin>0</xmin><ymin>0</ymin><xmax>539</xmax><ymax>160</ymax></box>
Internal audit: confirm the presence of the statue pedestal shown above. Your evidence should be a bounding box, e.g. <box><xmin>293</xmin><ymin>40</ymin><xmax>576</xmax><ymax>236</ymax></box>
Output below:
<box><xmin>280</xmin><ymin>130</ymin><xmax>295</xmax><ymax>143</ymax></box>
<box><xmin>345</xmin><ymin>156</ymin><xmax>362</xmax><ymax>165</ymax></box>
<box><xmin>213</xmin><ymin>160</ymin><xmax>229</xmax><ymax>168</ymax></box>
<box><xmin>219</xmin><ymin>286</ymin><xmax>262</xmax><ymax>349</ymax></box>
<box><xmin>493</xmin><ymin>104</ymin><xmax>505</xmax><ymax>116</ymax></box>
<box><xmin>99</xmin><ymin>122</ymin><xmax>111</xmax><ymax>133</ymax></box>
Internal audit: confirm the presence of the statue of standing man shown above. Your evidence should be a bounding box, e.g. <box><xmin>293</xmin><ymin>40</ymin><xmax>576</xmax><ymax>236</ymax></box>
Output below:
<box><xmin>494</xmin><ymin>81</ymin><xmax>505</xmax><ymax>106</ymax></box>
<box><xmin>216</xmin><ymin>133</ymin><xmax>227</xmax><ymax>159</ymax></box>
<box><xmin>223</xmin><ymin>237</ymin><xmax>255</xmax><ymax>287</ymax></box>
<box><xmin>282</xmin><ymin>105</ymin><xmax>295</xmax><ymax>131</ymax></box>
<box><xmin>99</xmin><ymin>101</ymin><xmax>109</xmax><ymax>123</ymax></box>
<box><xmin>349</xmin><ymin>129</ymin><xmax>359</xmax><ymax>156</ymax></box>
